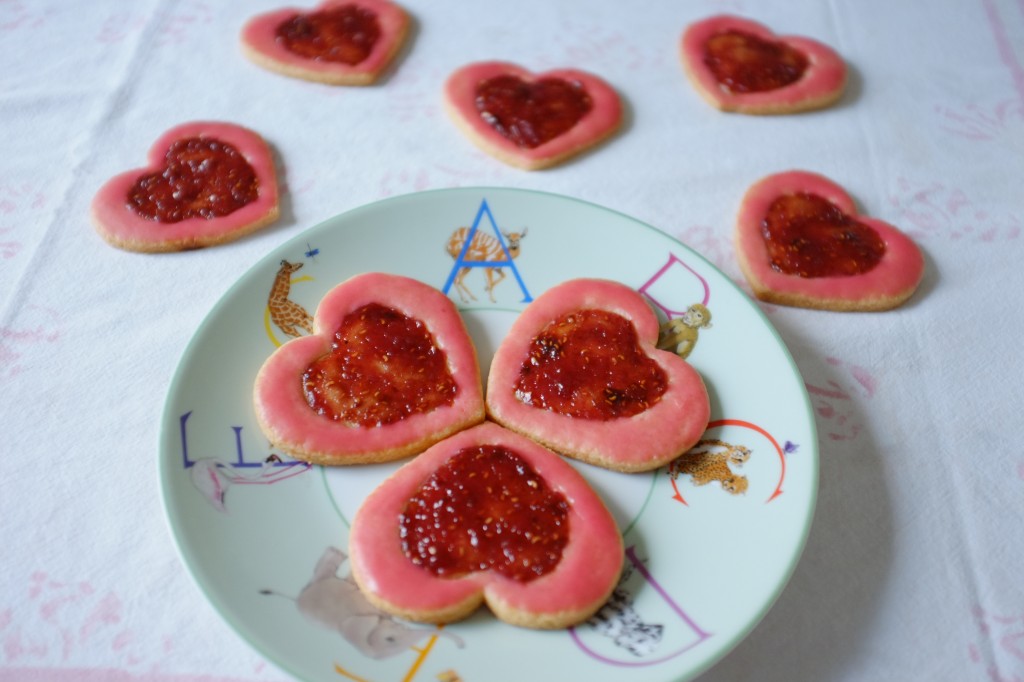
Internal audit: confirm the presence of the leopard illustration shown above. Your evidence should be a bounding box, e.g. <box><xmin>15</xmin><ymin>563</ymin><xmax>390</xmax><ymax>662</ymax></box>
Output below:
<box><xmin>669</xmin><ymin>438</ymin><xmax>751</xmax><ymax>495</ymax></box>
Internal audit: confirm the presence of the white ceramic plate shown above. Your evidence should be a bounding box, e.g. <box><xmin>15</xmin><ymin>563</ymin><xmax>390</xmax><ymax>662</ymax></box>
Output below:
<box><xmin>160</xmin><ymin>187</ymin><xmax>817</xmax><ymax>682</ymax></box>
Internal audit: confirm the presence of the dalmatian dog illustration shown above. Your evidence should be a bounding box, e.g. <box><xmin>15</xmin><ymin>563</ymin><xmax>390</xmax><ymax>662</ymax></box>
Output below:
<box><xmin>585</xmin><ymin>562</ymin><xmax>664</xmax><ymax>657</ymax></box>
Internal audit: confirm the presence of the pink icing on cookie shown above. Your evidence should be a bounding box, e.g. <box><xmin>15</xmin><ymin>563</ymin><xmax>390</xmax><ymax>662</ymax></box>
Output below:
<box><xmin>444</xmin><ymin>61</ymin><xmax>622</xmax><ymax>170</ymax></box>
<box><xmin>349</xmin><ymin>421</ymin><xmax>623</xmax><ymax>629</ymax></box>
<box><xmin>240</xmin><ymin>0</ymin><xmax>409</xmax><ymax>85</ymax></box>
<box><xmin>681</xmin><ymin>15</ymin><xmax>847</xmax><ymax>114</ymax></box>
<box><xmin>91</xmin><ymin>121</ymin><xmax>279</xmax><ymax>253</ymax></box>
<box><xmin>253</xmin><ymin>273</ymin><xmax>485</xmax><ymax>464</ymax></box>
<box><xmin>734</xmin><ymin>170</ymin><xmax>925</xmax><ymax>311</ymax></box>
<box><xmin>486</xmin><ymin>278</ymin><xmax>709</xmax><ymax>472</ymax></box>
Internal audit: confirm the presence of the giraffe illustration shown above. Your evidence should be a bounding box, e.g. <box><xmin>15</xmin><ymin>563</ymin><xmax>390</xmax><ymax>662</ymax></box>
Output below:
<box><xmin>268</xmin><ymin>260</ymin><xmax>314</xmax><ymax>338</ymax></box>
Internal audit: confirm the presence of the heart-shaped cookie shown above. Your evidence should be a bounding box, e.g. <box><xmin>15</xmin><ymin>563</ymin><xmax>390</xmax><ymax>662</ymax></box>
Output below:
<box><xmin>241</xmin><ymin>0</ymin><xmax>409</xmax><ymax>85</ymax></box>
<box><xmin>734</xmin><ymin>170</ymin><xmax>925</xmax><ymax>311</ymax></box>
<box><xmin>253</xmin><ymin>273</ymin><xmax>485</xmax><ymax>464</ymax></box>
<box><xmin>486</xmin><ymin>278</ymin><xmax>709</xmax><ymax>472</ymax></box>
<box><xmin>680</xmin><ymin>15</ymin><xmax>846</xmax><ymax>114</ymax></box>
<box><xmin>91</xmin><ymin>121</ymin><xmax>280</xmax><ymax>253</ymax></box>
<box><xmin>444</xmin><ymin>61</ymin><xmax>622</xmax><ymax>170</ymax></box>
<box><xmin>349</xmin><ymin>421</ymin><xmax>623</xmax><ymax>629</ymax></box>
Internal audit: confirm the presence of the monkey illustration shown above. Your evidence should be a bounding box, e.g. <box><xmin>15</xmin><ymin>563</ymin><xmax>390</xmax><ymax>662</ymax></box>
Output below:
<box><xmin>657</xmin><ymin>303</ymin><xmax>713</xmax><ymax>359</ymax></box>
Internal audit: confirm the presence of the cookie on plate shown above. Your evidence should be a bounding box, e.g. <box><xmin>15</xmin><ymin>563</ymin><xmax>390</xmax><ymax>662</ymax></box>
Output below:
<box><xmin>349</xmin><ymin>421</ymin><xmax>624</xmax><ymax>629</ymax></box>
<box><xmin>734</xmin><ymin>170</ymin><xmax>925</xmax><ymax>311</ymax></box>
<box><xmin>486</xmin><ymin>278</ymin><xmax>710</xmax><ymax>472</ymax></box>
<box><xmin>91</xmin><ymin>121</ymin><xmax>280</xmax><ymax>253</ymax></box>
<box><xmin>444</xmin><ymin>61</ymin><xmax>622</xmax><ymax>170</ymax></box>
<box><xmin>241</xmin><ymin>0</ymin><xmax>409</xmax><ymax>85</ymax></box>
<box><xmin>253</xmin><ymin>272</ymin><xmax>485</xmax><ymax>465</ymax></box>
<box><xmin>681</xmin><ymin>14</ymin><xmax>846</xmax><ymax>114</ymax></box>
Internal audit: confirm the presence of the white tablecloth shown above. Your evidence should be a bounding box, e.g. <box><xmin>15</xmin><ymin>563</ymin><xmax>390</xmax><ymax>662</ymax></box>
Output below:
<box><xmin>3</xmin><ymin>0</ymin><xmax>1023</xmax><ymax>680</ymax></box>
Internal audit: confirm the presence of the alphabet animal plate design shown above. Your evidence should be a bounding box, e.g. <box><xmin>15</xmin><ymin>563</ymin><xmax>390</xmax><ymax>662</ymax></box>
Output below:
<box><xmin>160</xmin><ymin>188</ymin><xmax>817</xmax><ymax>682</ymax></box>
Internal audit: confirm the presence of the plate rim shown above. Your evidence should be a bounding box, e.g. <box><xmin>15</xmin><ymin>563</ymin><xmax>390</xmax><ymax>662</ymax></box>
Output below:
<box><xmin>158</xmin><ymin>185</ymin><xmax>820</xmax><ymax>682</ymax></box>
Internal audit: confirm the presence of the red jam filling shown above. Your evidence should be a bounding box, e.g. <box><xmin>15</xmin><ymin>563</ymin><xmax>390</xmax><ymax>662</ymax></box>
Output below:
<box><xmin>762</xmin><ymin>192</ymin><xmax>887</xmax><ymax>277</ymax></box>
<box><xmin>302</xmin><ymin>303</ymin><xmax>457</xmax><ymax>426</ymax></box>
<box><xmin>127</xmin><ymin>137</ymin><xmax>259</xmax><ymax>223</ymax></box>
<box><xmin>515</xmin><ymin>309</ymin><xmax>667</xmax><ymax>420</ymax></box>
<box><xmin>474</xmin><ymin>75</ymin><xmax>593</xmax><ymax>149</ymax></box>
<box><xmin>703</xmin><ymin>29</ymin><xmax>809</xmax><ymax>93</ymax></box>
<box><xmin>275</xmin><ymin>4</ymin><xmax>381</xmax><ymax>65</ymax></box>
<box><xmin>399</xmin><ymin>445</ymin><xmax>569</xmax><ymax>582</ymax></box>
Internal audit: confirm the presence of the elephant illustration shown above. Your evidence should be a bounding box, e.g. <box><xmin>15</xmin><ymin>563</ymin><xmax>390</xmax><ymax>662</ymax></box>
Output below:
<box><xmin>262</xmin><ymin>547</ymin><xmax>464</xmax><ymax>659</ymax></box>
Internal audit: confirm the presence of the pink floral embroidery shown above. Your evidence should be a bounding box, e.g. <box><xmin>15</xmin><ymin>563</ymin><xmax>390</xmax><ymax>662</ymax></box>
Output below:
<box><xmin>676</xmin><ymin>224</ymin><xmax>738</xmax><ymax>279</ymax></box>
<box><xmin>937</xmin><ymin>0</ymin><xmax>1024</xmax><ymax>154</ymax></box>
<box><xmin>0</xmin><ymin>184</ymin><xmax>47</xmax><ymax>261</ymax></box>
<box><xmin>378</xmin><ymin>168</ymin><xmax>432</xmax><ymax>197</ymax></box>
<box><xmin>96</xmin><ymin>11</ymin><xmax>148</xmax><ymax>44</ymax></box>
<box><xmin>0</xmin><ymin>1</ymin><xmax>51</xmax><ymax>31</ymax></box>
<box><xmin>804</xmin><ymin>356</ymin><xmax>876</xmax><ymax>442</ymax></box>
<box><xmin>541</xmin><ymin>20</ymin><xmax>656</xmax><ymax>72</ymax></box>
<box><xmin>888</xmin><ymin>178</ymin><xmax>1021</xmax><ymax>242</ymax></box>
<box><xmin>386</xmin><ymin>70</ymin><xmax>440</xmax><ymax>123</ymax></box>
<box><xmin>432</xmin><ymin>161</ymin><xmax>510</xmax><ymax>185</ymax></box>
<box><xmin>0</xmin><ymin>305</ymin><xmax>62</xmax><ymax>381</ymax></box>
<box><xmin>969</xmin><ymin>605</ymin><xmax>1024</xmax><ymax>682</ymax></box>
<box><xmin>2</xmin><ymin>572</ymin><xmax>277</xmax><ymax>674</ymax></box>
<box><xmin>936</xmin><ymin>99</ymin><xmax>1024</xmax><ymax>146</ymax></box>
<box><xmin>0</xmin><ymin>184</ymin><xmax>44</xmax><ymax>214</ymax></box>
<box><xmin>0</xmin><ymin>230</ymin><xmax>21</xmax><ymax>260</ymax></box>
<box><xmin>154</xmin><ymin>0</ymin><xmax>212</xmax><ymax>47</ymax></box>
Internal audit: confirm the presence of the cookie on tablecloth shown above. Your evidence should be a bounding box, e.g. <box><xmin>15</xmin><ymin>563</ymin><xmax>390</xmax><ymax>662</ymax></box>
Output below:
<box><xmin>91</xmin><ymin>121</ymin><xmax>279</xmax><ymax>253</ymax></box>
<box><xmin>241</xmin><ymin>0</ymin><xmax>409</xmax><ymax>85</ymax></box>
<box><xmin>681</xmin><ymin>15</ymin><xmax>846</xmax><ymax>114</ymax></box>
<box><xmin>444</xmin><ymin>61</ymin><xmax>622</xmax><ymax>170</ymax></box>
<box><xmin>734</xmin><ymin>170</ymin><xmax>924</xmax><ymax>311</ymax></box>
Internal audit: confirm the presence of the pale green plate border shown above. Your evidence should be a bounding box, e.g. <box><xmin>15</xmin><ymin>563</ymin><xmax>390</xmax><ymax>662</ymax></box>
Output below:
<box><xmin>158</xmin><ymin>187</ymin><xmax>819</xmax><ymax>682</ymax></box>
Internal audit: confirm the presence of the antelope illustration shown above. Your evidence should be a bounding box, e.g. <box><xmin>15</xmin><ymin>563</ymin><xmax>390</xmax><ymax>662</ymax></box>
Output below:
<box><xmin>268</xmin><ymin>260</ymin><xmax>314</xmax><ymax>338</ymax></box>
<box><xmin>446</xmin><ymin>226</ymin><xmax>527</xmax><ymax>303</ymax></box>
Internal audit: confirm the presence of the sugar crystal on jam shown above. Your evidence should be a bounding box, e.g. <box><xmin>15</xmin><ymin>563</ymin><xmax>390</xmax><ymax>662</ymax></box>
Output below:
<box><xmin>302</xmin><ymin>303</ymin><xmax>457</xmax><ymax>426</ymax></box>
<box><xmin>762</xmin><ymin>192</ymin><xmax>886</xmax><ymax>277</ymax></box>
<box><xmin>474</xmin><ymin>75</ymin><xmax>593</xmax><ymax>149</ymax></box>
<box><xmin>275</xmin><ymin>4</ymin><xmax>381</xmax><ymax>65</ymax></box>
<box><xmin>399</xmin><ymin>445</ymin><xmax>569</xmax><ymax>582</ymax></box>
<box><xmin>703</xmin><ymin>29</ymin><xmax>808</xmax><ymax>93</ymax></box>
<box><xmin>514</xmin><ymin>309</ymin><xmax>667</xmax><ymax>420</ymax></box>
<box><xmin>127</xmin><ymin>137</ymin><xmax>259</xmax><ymax>223</ymax></box>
